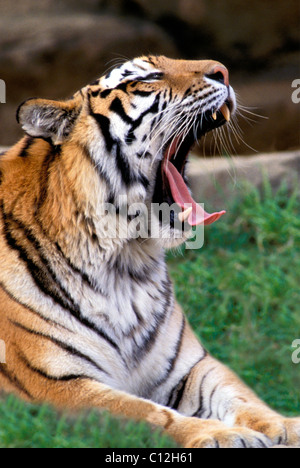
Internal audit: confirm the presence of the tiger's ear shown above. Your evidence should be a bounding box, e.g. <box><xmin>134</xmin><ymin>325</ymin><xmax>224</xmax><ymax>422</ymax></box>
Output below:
<box><xmin>16</xmin><ymin>95</ymin><xmax>83</xmax><ymax>145</ymax></box>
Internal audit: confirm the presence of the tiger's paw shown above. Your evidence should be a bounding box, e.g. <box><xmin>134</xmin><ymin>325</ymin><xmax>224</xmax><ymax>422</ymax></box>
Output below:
<box><xmin>186</xmin><ymin>426</ymin><xmax>272</xmax><ymax>448</ymax></box>
<box><xmin>170</xmin><ymin>416</ymin><xmax>272</xmax><ymax>448</ymax></box>
<box><xmin>280</xmin><ymin>417</ymin><xmax>300</xmax><ymax>447</ymax></box>
<box><xmin>251</xmin><ymin>417</ymin><xmax>300</xmax><ymax>447</ymax></box>
<box><xmin>236</xmin><ymin>409</ymin><xmax>300</xmax><ymax>447</ymax></box>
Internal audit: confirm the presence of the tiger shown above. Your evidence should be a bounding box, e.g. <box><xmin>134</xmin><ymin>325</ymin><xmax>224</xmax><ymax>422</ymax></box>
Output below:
<box><xmin>0</xmin><ymin>55</ymin><xmax>299</xmax><ymax>448</ymax></box>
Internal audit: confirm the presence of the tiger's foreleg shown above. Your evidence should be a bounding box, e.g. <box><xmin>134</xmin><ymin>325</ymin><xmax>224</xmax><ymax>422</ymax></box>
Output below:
<box><xmin>28</xmin><ymin>376</ymin><xmax>274</xmax><ymax>448</ymax></box>
<box><xmin>169</xmin><ymin>353</ymin><xmax>300</xmax><ymax>447</ymax></box>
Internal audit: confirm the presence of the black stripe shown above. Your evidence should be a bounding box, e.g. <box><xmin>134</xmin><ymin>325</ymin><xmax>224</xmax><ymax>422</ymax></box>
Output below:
<box><xmin>166</xmin><ymin>353</ymin><xmax>208</xmax><ymax>410</ymax></box>
<box><xmin>110</xmin><ymin>254</ymin><xmax>157</xmax><ymax>284</ymax></box>
<box><xmin>171</xmin><ymin>376</ymin><xmax>189</xmax><ymax>410</ymax></box>
<box><xmin>165</xmin><ymin>318</ymin><xmax>185</xmax><ymax>374</ymax></box>
<box><xmin>122</xmin><ymin>70</ymin><xmax>134</xmax><ymax>78</ymax></box>
<box><xmin>90</xmin><ymin>89</ymin><xmax>160</xmax><ymax>152</ymax></box>
<box><xmin>205</xmin><ymin>384</ymin><xmax>219</xmax><ymax>419</ymax></box>
<box><xmin>0</xmin><ymin>364</ymin><xmax>33</xmax><ymax>399</ymax></box>
<box><xmin>132</xmin><ymin>90</ymin><xmax>154</xmax><ymax>97</ymax></box>
<box><xmin>156</xmin><ymin>318</ymin><xmax>186</xmax><ymax>388</ymax></box>
<box><xmin>91</xmin><ymin>89</ymin><xmax>100</xmax><ymax>98</ymax></box>
<box><xmin>18</xmin><ymin>351</ymin><xmax>86</xmax><ymax>382</ymax></box>
<box><xmin>35</xmin><ymin>143</ymin><xmax>58</xmax><ymax>215</ymax></box>
<box><xmin>19</xmin><ymin>136</ymin><xmax>34</xmax><ymax>158</ymax></box>
<box><xmin>183</xmin><ymin>87</ymin><xmax>192</xmax><ymax>99</ymax></box>
<box><xmin>100</xmin><ymin>89</ymin><xmax>112</xmax><ymax>99</ymax></box>
<box><xmin>0</xmin><ymin>281</ymin><xmax>70</xmax><ymax>331</ymax></box>
<box><xmin>1</xmin><ymin>204</ymin><xmax>80</xmax><ymax>313</ymax></box>
<box><xmin>54</xmin><ymin>240</ymin><xmax>107</xmax><ymax>297</ymax></box>
<box><xmin>104</xmin><ymin>69</ymin><xmax>113</xmax><ymax>80</ymax></box>
<box><xmin>114</xmin><ymin>142</ymin><xmax>149</xmax><ymax>188</ymax></box>
<box><xmin>192</xmin><ymin>367</ymin><xmax>217</xmax><ymax>418</ymax></box>
<box><xmin>115</xmin><ymin>143</ymin><xmax>133</xmax><ymax>186</ymax></box>
<box><xmin>106</xmin><ymin>191</ymin><xmax>115</xmax><ymax>206</ymax></box>
<box><xmin>131</xmin><ymin>313</ymin><xmax>167</xmax><ymax>364</ymax></box>
<box><xmin>32</xmin><ymin>154</ymin><xmax>107</xmax><ymax>273</ymax></box>
<box><xmin>0</xmin><ymin>202</ymin><xmax>120</xmax><ymax>352</ymax></box>
<box><xmin>167</xmin><ymin>373</ymin><xmax>189</xmax><ymax>410</ymax></box>
<box><xmin>79</xmin><ymin>142</ymin><xmax>112</xmax><ymax>192</ymax></box>
<box><xmin>138</xmin><ymin>173</ymin><xmax>150</xmax><ymax>189</ymax></box>
<box><xmin>110</xmin><ymin>97</ymin><xmax>133</xmax><ymax>124</ymax></box>
<box><xmin>11</xmin><ymin>320</ymin><xmax>110</xmax><ymax>376</ymax></box>
<box><xmin>150</xmin><ymin>102</ymin><xmax>163</xmax><ymax>134</ymax></box>
<box><xmin>89</xmin><ymin>94</ymin><xmax>152</xmax><ymax>187</ymax></box>
<box><xmin>126</xmin><ymin>92</ymin><xmax>161</xmax><ymax>144</ymax></box>
<box><xmin>90</xmin><ymin>110</ymin><xmax>115</xmax><ymax>152</ymax></box>
<box><xmin>253</xmin><ymin>438</ymin><xmax>270</xmax><ymax>449</ymax></box>
<box><xmin>115</xmin><ymin>82</ymin><xmax>130</xmax><ymax>94</ymax></box>
<box><xmin>131</xmin><ymin>279</ymin><xmax>173</xmax><ymax>365</ymax></box>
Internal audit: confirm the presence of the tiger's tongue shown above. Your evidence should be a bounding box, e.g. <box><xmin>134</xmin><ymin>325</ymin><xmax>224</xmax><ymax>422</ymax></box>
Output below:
<box><xmin>163</xmin><ymin>161</ymin><xmax>226</xmax><ymax>226</ymax></box>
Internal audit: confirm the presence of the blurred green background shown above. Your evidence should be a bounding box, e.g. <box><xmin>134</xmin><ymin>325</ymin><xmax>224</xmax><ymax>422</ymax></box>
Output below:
<box><xmin>0</xmin><ymin>0</ymin><xmax>299</xmax><ymax>449</ymax></box>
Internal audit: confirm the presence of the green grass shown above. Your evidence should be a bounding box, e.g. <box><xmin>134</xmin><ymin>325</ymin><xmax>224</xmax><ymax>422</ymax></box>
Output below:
<box><xmin>0</xmin><ymin>396</ymin><xmax>177</xmax><ymax>448</ymax></box>
<box><xmin>0</xmin><ymin>176</ymin><xmax>299</xmax><ymax>447</ymax></box>
<box><xmin>168</xmin><ymin>176</ymin><xmax>300</xmax><ymax>416</ymax></box>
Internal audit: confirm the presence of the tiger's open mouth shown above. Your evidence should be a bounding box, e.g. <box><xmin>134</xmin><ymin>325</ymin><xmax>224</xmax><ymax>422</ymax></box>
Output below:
<box><xmin>153</xmin><ymin>99</ymin><xmax>233</xmax><ymax>227</ymax></box>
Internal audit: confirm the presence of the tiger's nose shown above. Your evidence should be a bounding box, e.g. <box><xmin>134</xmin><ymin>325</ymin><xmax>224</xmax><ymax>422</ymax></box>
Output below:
<box><xmin>206</xmin><ymin>65</ymin><xmax>229</xmax><ymax>87</ymax></box>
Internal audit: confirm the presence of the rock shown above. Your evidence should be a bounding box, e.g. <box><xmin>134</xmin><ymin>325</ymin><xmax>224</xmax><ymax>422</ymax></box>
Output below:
<box><xmin>127</xmin><ymin>0</ymin><xmax>205</xmax><ymax>27</ymax></box>
<box><xmin>112</xmin><ymin>0</ymin><xmax>183</xmax><ymax>20</ymax></box>
<box><xmin>0</xmin><ymin>1</ymin><xmax>298</xmax><ymax>153</ymax></box>
<box><xmin>187</xmin><ymin>150</ymin><xmax>300</xmax><ymax>209</ymax></box>
<box><xmin>202</xmin><ymin>0</ymin><xmax>300</xmax><ymax>64</ymax></box>
<box><xmin>0</xmin><ymin>13</ymin><xmax>177</xmax><ymax>145</ymax></box>
<box><xmin>128</xmin><ymin>0</ymin><xmax>300</xmax><ymax>65</ymax></box>
<box><xmin>0</xmin><ymin>0</ymin><xmax>101</xmax><ymax>15</ymax></box>
<box><xmin>199</xmin><ymin>78</ymin><xmax>300</xmax><ymax>156</ymax></box>
<box><xmin>177</xmin><ymin>0</ymin><xmax>205</xmax><ymax>26</ymax></box>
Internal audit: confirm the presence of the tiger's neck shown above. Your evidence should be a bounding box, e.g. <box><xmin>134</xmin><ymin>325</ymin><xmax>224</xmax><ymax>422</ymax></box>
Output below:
<box><xmin>29</xmin><ymin>138</ymin><xmax>168</xmax><ymax>296</ymax></box>
<box><xmin>0</xmin><ymin>137</ymin><xmax>175</xmax><ymax>345</ymax></box>
<box><xmin>1</xmin><ymin>137</ymin><xmax>168</xmax><ymax>280</ymax></box>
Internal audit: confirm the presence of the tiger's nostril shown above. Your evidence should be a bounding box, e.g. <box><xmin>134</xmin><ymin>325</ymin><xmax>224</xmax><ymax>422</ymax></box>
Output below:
<box><xmin>206</xmin><ymin>66</ymin><xmax>229</xmax><ymax>87</ymax></box>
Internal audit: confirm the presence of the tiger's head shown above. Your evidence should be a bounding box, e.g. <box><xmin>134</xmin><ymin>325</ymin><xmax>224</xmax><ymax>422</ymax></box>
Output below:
<box><xmin>17</xmin><ymin>55</ymin><xmax>236</xmax><ymax>250</ymax></box>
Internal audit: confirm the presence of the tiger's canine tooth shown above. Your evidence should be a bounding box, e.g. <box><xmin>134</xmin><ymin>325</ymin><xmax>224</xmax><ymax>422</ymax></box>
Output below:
<box><xmin>178</xmin><ymin>207</ymin><xmax>192</xmax><ymax>223</ymax></box>
<box><xmin>220</xmin><ymin>103</ymin><xmax>230</xmax><ymax>122</ymax></box>
<box><xmin>212</xmin><ymin>111</ymin><xmax>217</xmax><ymax>120</ymax></box>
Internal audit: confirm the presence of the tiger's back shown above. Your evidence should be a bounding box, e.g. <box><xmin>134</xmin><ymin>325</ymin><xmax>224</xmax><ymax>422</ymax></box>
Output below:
<box><xmin>0</xmin><ymin>56</ymin><xmax>299</xmax><ymax>448</ymax></box>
